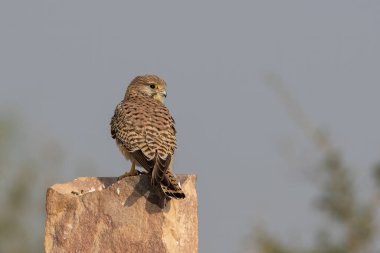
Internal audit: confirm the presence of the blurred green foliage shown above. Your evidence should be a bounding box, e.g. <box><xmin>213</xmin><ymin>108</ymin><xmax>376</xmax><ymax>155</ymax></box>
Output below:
<box><xmin>245</xmin><ymin>76</ymin><xmax>380</xmax><ymax>253</ymax></box>
<box><xmin>0</xmin><ymin>115</ymin><xmax>62</xmax><ymax>253</ymax></box>
<box><xmin>252</xmin><ymin>151</ymin><xmax>380</xmax><ymax>253</ymax></box>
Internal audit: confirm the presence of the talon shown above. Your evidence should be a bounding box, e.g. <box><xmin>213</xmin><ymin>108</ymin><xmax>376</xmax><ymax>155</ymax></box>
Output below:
<box><xmin>117</xmin><ymin>162</ymin><xmax>139</xmax><ymax>180</ymax></box>
<box><xmin>117</xmin><ymin>171</ymin><xmax>138</xmax><ymax>180</ymax></box>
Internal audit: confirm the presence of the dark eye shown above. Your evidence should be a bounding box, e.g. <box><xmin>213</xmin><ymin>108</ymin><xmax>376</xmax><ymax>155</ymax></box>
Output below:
<box><xmin>150</xmin><ymin>84</ymin><xmax>156</xmax><ymax>89</ymax></box>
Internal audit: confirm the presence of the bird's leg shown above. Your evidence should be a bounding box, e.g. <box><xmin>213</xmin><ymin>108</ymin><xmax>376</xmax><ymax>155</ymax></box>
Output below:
<box><xmin>118</xmin><ymin>161</ymin><xmax>139</xmax><ymax>180</ymax></box>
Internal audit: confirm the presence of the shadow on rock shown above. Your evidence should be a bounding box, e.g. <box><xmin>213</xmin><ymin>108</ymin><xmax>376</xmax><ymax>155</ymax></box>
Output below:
<box><xmin>97</xmin><ymin>177</ymin><xmax>118</xmax><ymax>188</ymax></box>
<box><xmin>123</xmin><ymin>175</ymin><xmax>171</xmax><ymax>213</ymax></box>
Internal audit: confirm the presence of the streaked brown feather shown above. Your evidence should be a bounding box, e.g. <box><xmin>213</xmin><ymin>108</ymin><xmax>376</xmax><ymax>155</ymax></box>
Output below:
<box><xmin>161</xmin><ymin>170</ymin><xmax>186</xmax><ymax>199</ymax></box>
<box><xmin>151</xmin><ymin>153</ymin><xmax>171</xmax><ymax>186</ymax></box>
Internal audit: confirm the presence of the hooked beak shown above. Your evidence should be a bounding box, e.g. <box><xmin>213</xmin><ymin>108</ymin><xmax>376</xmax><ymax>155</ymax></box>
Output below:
<box><xmin>161</xmin><ymin>90</ymin><xmax>167</xmax><ymax>97</ymax></box>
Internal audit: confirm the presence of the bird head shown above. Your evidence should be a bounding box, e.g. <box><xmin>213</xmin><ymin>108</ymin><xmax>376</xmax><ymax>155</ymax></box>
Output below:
<box><xmin>126</xmin><ymin>75</ymin><xmax>168</xmax><ymax>103</ymax></box>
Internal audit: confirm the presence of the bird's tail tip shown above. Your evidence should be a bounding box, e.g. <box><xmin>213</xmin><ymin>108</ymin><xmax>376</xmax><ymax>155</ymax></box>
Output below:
<box><xmin>160</xmin><ymin>169</ymin><xmax>186</xmax><ymax>199</ymax></box>
<box><xmin>161</xmin><ymin>185</ymin><xmax>186</xmax><ymax>199</ymax></box>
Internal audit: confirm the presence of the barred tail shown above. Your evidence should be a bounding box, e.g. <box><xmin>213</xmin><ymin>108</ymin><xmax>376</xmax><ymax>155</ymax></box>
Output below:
<box><xmin>160</xmin><ymin>170</ymin><xmax>185</xmax><ymax>199</ymax></box>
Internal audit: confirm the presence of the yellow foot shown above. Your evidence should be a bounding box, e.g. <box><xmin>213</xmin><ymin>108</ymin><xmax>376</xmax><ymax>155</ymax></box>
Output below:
<box><xmin>117</xmin><ymin>170</ymin><xmax>139</xmax><ymax>180</ymax></box>
<box><xmin>117</xmin><ymin>162</ymin><xmax>139</xmax><ymax>180</ymax></box>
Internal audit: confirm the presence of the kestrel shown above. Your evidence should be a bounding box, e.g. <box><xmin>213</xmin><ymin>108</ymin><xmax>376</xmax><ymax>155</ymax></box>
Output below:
<box><xmin>110</xmin><ymin>75</ymin><xmax>185</xmax><ymax>199</ymax></box>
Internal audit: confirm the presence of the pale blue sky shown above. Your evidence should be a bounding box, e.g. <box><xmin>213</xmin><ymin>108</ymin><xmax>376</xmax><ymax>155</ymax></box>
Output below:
<box><xmin>1</xmin><ymin>1</ymin><xmax>379</xmax><ymax>252</ymax></box>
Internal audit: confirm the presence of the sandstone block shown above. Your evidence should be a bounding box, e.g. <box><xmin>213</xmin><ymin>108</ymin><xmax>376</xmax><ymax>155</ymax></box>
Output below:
<box><xmin>45</xmin><ymin>175</ymin><xmax>198</xmax><ymax>253</ymax></box>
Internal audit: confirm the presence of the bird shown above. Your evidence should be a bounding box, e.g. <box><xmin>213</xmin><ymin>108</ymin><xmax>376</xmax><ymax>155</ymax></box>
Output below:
<box><xmin>110</xmin><ymin>75</ymin><xmax>185</xmax><ymax>199</ymax></box>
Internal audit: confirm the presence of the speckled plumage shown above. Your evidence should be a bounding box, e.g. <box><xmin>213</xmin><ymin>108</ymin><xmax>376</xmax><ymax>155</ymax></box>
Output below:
<box><xmin>111</xmin><ymin>75</ymin><xmax>185</xmax><ymax>199</ymax></box>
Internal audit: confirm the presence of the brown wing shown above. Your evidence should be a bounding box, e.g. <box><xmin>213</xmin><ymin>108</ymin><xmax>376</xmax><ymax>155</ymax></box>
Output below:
<box><xmin>111</xmin><ymin>96</ymin><xmax>177</xmax><ymax>185</ymax></box>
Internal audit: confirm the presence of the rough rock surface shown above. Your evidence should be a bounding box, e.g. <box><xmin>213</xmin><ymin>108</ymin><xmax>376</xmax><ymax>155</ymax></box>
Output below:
<box><xmin>45</xmin><ymin>175</ymin><xmax>198</xmax><ymax>253</ymax></box>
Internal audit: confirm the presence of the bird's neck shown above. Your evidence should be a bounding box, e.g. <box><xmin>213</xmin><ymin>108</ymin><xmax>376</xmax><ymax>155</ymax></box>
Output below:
<box><xmin>125</xmin><ymin>90</ymin><xmax>165</xmax><ymax>104</ymax></box>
